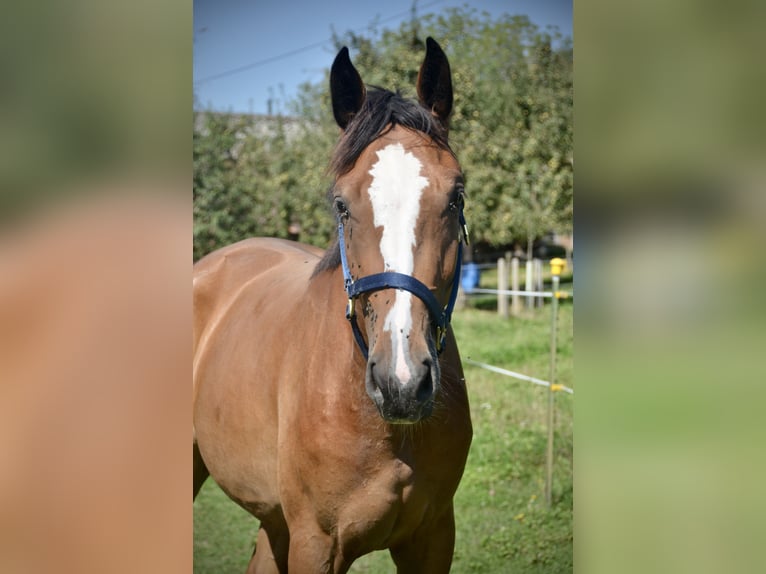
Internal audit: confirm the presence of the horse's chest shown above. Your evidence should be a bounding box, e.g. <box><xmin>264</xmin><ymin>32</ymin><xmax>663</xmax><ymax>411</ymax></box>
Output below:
<box><xmin>331</xmin><ymin>459</ymin><xmax>437</xmax><ymax>551</ymax></box>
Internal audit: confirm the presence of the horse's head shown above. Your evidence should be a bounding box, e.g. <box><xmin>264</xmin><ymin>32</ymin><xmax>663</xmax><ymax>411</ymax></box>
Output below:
<box><xmin>325</xmin><ymin>38</ymin><xmax>466</xmax><ymax>424</ymax></box>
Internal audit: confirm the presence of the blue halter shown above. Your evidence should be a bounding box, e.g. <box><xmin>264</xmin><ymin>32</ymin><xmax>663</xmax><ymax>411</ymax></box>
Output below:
<box><xmin>338</xmin><ymin>210</ymin><xmax>468</xmax><ymax>360</ymax></box>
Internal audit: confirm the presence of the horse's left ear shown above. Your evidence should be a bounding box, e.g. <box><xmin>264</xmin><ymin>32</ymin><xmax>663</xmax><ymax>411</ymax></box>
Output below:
<box><xmin>417</xmin><ymin>37</ymin><xmax>453</xmax><ymax>126</ymax></box>
<box><xmin>330</xmin><ymin>46</ymin><xmax>366</xmax><ymax>130</ymax></box>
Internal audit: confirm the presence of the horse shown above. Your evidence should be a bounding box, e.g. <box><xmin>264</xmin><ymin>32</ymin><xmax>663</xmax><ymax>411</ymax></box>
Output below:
<box><xmin>193</xmin><ymin>37</ymin><xmax>472</xmax><ymax>573</ymax></box>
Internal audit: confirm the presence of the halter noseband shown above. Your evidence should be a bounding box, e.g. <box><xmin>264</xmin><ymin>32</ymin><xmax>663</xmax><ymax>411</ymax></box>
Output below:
<box><xmin>338</xmin><ymin>210</ymin><xmax>468</xmax><ymax>360</ymax></box>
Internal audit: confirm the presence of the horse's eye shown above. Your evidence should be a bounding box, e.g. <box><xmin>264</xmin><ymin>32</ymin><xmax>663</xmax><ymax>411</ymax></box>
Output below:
<box><xmin>334</xmin><ymin>197</ymin><xmax>349</xmax><ymax>219</ymax></box>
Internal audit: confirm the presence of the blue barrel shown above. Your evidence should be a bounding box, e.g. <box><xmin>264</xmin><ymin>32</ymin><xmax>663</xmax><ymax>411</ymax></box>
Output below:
<box><xmin>460</xmin><ymin>262</ymin><xmax>480</xmax><ymax>292</ymax></box>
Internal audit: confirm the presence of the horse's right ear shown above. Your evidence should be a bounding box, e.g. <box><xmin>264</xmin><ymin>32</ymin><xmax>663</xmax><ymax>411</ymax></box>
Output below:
<box><xmin>417</xmin><ymin>37</ymin><xmax>453</xmax><ymax>126</ymax></box>
<box><xmin>330</xmin><ymin>47</ymin><xmax>366</xmax><ymax>130</ymax></box>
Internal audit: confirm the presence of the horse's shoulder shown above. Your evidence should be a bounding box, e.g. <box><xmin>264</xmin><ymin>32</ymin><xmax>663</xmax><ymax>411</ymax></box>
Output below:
<box><xmin>193</xmin><ymin>239</ymin><xmax>328</xmax><ymax>338</ymax></box>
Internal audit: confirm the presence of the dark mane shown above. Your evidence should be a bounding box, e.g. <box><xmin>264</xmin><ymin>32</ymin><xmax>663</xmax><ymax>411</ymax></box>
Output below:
<box><xmin>329</xmin><ymin>87</ymin><xmax>453</xmax><ymax>177</ymax></box>
<box><xmin>313</xmin><ymin>88</ymin><xmax>453</xmax><ymax>277</ymax></box>
<box><xmin>312</xmin><ymin>236</ymin><xmax>341</xmax><ymax>278</ymax></box>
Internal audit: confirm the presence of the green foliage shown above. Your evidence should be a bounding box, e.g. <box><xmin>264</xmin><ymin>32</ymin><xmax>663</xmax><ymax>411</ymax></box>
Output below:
<box><xmin>193</xmin><ymin>112</ymin><xmax>337</xmax><ymax>261</ymax></box>
<box><xmin>194</xmin><ymin>6</ymin><xmax>572</xmax><ymax>260</ymax></box>
<box><xmin>429</xmin><ymin>10</ymin><xmax>572</xmax><ymax>249</ymax></box>
<box><xmin>193</xmin><ymin>113</ymin><xmax>252</xmax><ymax>261</ymax></box>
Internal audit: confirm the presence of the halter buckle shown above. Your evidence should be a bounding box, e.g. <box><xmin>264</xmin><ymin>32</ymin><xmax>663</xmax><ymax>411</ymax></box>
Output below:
<box><xmin>436</xmin><ymin>325</ymin><xmax>446</xmax><ymax>353</ymax></box>
<box><xmin>346</xmin><ymin>297</ymin><xmax>355</xmax><ymax>319</ymax></box>
<box><xmin>459</xmin><ymin>213</ymin><xmax>470</xmax><ymax>245</ymax></box>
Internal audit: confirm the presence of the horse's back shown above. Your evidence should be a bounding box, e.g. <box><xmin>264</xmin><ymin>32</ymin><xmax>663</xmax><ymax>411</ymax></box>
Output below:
<box><xmin>193</xmin><ymin>238</ymin><xmax>323</xmax><ymax>354</ymax></box>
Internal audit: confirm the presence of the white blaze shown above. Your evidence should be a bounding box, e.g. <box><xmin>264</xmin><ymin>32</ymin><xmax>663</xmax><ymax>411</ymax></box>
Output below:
<box><xmin>367</xmin><ymin>143</ymin><xmax>429</xmax><ymax>383</ymax></box>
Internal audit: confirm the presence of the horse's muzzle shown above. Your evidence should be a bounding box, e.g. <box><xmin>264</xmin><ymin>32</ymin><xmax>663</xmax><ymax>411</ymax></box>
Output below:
<box><xmin>364</xmin><ymin>354</ymin><xmax>439</xmax><ymax>423</ymax></box>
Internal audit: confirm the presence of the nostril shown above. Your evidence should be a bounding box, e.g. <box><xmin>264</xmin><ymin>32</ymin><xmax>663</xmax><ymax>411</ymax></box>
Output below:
<box><xmin>414</xmin><ymin>370</ymin><xmax>434</xmax><ymax>404</ymax></box>
<box><xmin>365</xmin><ymin>361</ymin><xmax>385</xmax><ymax>406</ymax></box>
<box><xmin>368</xmin><ymin>363</ymin><xmax>380</xmax><ymax>388</ymax></box>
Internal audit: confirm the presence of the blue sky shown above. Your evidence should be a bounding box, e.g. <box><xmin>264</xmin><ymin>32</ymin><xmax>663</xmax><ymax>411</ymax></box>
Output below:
<box><xmin>193</xmin><ymin>0</ymin><xmax>572</xmax><ymax>115</ymax></box>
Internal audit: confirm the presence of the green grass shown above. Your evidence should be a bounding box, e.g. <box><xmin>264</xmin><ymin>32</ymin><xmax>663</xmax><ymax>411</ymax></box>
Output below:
<box><xmin>194</xmin><ymin>482</ymin><xmax>260</xmax><ymax>573</ymax></box>
<box><xmin>194</xmin><ymin>303</ymin><xmax>573</xmax><ymax>573</ymax></box>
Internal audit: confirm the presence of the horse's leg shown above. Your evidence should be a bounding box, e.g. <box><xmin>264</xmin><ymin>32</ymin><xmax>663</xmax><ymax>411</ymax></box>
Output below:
<box><xmin>389</xmin><ymin>505</ymin><xmax>456</xmax><ymax>574</ymax></box>
<box><xmin>246</xmin><ymin>524</ymin><xmax>289</xmax><ymax>574</ymax></box>
<box><xmin>192</xmin><ymin>441</ymin><xmax>209</xmax><ymax>500</ymax></box>
<box><xmin>287</xmin><ymin>524</ymin><xmax>349</xmax><ymax>574</ymax></box>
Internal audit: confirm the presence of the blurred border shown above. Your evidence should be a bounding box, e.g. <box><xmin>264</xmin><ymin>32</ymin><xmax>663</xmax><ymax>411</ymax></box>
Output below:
<box><xmin>576</xmin><ymin>1</ymin><xmax>766</xmax><ymax>572</ymax></box>
<box><xmin>0</xmin><ymin>2</ymin><xmax>191</xmax><ymax>572</ymax></box>
<box><xmin>4</xmin><ymin>0</ymin><xmax>766</xmax><ymax>572</ymax></box>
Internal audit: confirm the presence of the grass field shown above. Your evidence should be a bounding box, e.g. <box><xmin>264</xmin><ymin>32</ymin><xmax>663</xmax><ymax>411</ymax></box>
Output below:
<box><xmin>194</xmin><ymin>292</ymin><xmax>573</xmax><ymax>573</ymax></box>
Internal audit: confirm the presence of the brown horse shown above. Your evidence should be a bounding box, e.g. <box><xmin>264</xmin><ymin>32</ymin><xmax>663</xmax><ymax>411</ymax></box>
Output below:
<box><xmin>193</xmin><ymin>38</ymin><xmax>472</xmax><ymax>573</ymax></box>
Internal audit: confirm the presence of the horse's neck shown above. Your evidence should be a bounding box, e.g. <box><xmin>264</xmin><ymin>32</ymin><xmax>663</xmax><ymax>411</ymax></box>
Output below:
<box><xmin>305</xmin><ymin>264</ymin><xmax>366</xmax><ymax>370</ymax></box>
<box><xmin>304</xmin><ymin>265</ymin><xmax>396</xmax><ymax>428</ymax></box>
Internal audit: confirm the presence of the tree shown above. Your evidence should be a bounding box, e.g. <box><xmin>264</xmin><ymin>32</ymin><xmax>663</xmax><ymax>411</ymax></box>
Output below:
<box><xmin>193</xmin><ymin>111</ymin><xmax>337</xmax><ymax>261</ymax></box>
<box><xmin>193</xmin><ymin>112</ymin><xmax>255</xmax><ymax>261</ymax></box>
<box><xmin>193</xmin><ymin>7</ymin><xmax>572</xmax><ymax>261</ymax></box>
<box><xmin>324</xmin><ymin>8</ymin><xmax>572</xmax><ymax>254</ymax></box>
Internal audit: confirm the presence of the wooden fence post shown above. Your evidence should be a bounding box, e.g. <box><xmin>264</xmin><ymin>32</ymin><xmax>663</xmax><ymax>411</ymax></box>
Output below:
<box><xmin>535</xmin><ymin>259</ymin><xmax>544</xmax><ymax>308</ymax></box>
<box><xmin>525</xmin><ymin>259</ymin><xmax>533</xmax><ymax>308</ymax></box>
<box><xmin>497</xmin><ymin>257</ymin><xmax>509</xmax><ymax>318</ymax></box>
<box><xmin>511</xmin><ymin>257</ymin><xmax>520</xmax><ymax>316</ymax></box>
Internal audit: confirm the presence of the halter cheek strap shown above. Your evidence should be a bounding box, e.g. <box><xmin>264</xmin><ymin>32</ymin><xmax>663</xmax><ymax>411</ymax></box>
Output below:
<box><xmin>338</xmin><ymin>210</ymin><xmax>468</xmax><ymax>360</ymax></box>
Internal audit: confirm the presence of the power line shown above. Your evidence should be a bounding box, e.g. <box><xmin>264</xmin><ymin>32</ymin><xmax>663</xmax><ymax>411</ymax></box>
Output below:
<box><xmin>195</xmin><ymin>40</ymin><xmax>330</xmax><ymax>85</ymax></box>
<box><xmin>194</xmin><ymin>0</ymin><xmax>446</xmax><ymax>86</ymax></box>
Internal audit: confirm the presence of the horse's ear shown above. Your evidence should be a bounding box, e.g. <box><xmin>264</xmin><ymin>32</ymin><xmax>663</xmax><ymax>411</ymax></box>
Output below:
<box><xmin>330</xmin><ymin>46</ymin><xmax>366</xmax><ymax>130</ymax></box>
<box><xmin>417</xmin><ymin>37</ymin><xmax>453</xmax><ymax>126</ymax></box>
